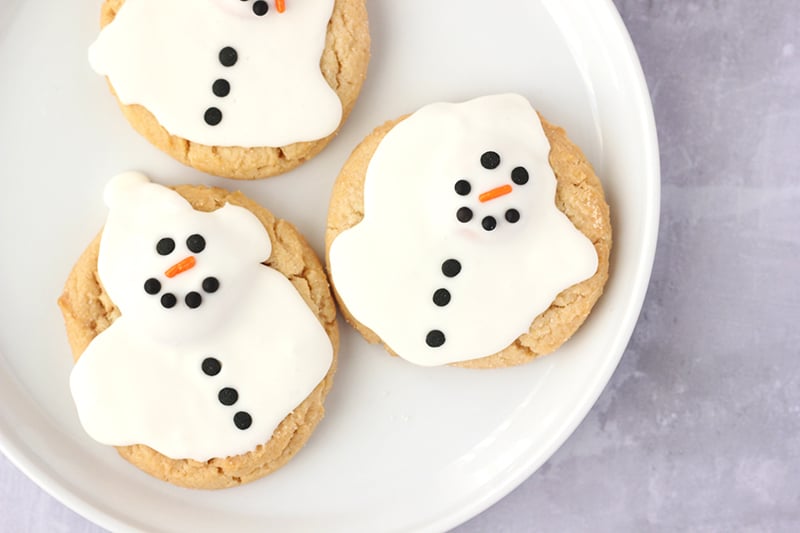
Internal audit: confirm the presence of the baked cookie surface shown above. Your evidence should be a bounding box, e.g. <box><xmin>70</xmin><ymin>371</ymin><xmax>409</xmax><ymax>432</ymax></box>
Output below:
<box><xmin>326</xmin><ymin>94</ymin><xmax>611</xmax><ymax>369</ymax></box>
<box><xmin>59</xmin><ymin>173</ymin><xmax>339</xmax><ymax>488</ymax></box>
<box><xmin>92</xmin><ymin>0</ymin><xmax>370</xmax><ymax>179</ymax></box>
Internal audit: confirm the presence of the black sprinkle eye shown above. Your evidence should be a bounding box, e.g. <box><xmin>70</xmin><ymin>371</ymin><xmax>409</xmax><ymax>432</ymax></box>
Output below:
<box><xmin>505</xmin><ymin>209</ymin><xmax>521</xmax><ymax>223</ymax></box>
<box><xmin>144</xmin><ymin>278</ymin><xmax>161</xmax><ymax>295</ymax></box>
<box><xmin>185</xmin><ymin>291</ymin><xmax>203</xmax><ymax>309</ymax></box>
<box><xmin>234</xmin><ymin>411</ymin><xmax>252</xmax><ymax>430</ymax></box>
<box><xmin>456</xmin><ymin>207</ymin><xmax>473</xmax><ymax>223</ymax></box>
<box><xmin>160</xmin><ymin>293</ymin><xmax>177</xmax><ymax>309</ymax></box>
<box><xmin>202</xmin><ymin>277</ymin><xmax>220</xmax><ymax>293</ymax></box>
<box><xmin>156</xmin><ymin>238</ymin><xmax>175</xmax><ymax>256</ymax></box>
<box><xmin>252</xmin><ymin>0</ymin><xmax>269</xmax><ymax>15</ymax></box>
<box><xmin>454</xmin><ymin>180</ymin><xmax>471</xmax><ymax>196</ymax></box>
<box><xmin>481</xmin><ymin>151</ymin><xmax>501</xmax><ymax>170</ymax></box>
<box><xmin>511</xmin><ymin>166</ymin><xmax>529</xmax><ymax>185</ymax></box>
<box><xmin>187</xmin><ymin>234</ymin><xmax>206</xmax><ymax>253</ymax></box>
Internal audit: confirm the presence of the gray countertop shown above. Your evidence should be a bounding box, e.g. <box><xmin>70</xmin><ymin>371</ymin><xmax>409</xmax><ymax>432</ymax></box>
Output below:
<box><xmin>2</xmin><ymin>1</ymin><xmax>798</xmax><ymax>531</ymax></box>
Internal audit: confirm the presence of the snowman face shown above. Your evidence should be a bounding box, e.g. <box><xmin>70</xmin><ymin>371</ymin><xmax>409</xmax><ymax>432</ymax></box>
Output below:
<box><xmin>97</xmin><ymin>173</ymin><xmax>271</xmax><ymax>342</ymax></box>
<box><xmin>211</xmin><ymin>0</ymin><xmax>281</xmax><ymax>19</ymax></box>
<box><xmin>140</xmin><ymin>232</ymin><xmax>221</xmax><ymax>312</ymax></box>
<box><xmin>429</xmin><ymin>139</ymin><xmax>544</xmax><ymax>245</ymax></box>
<box><xmin>449</xmin><ymin>149</ymin><xmax>533</xmax><ymax>235</ymax></box>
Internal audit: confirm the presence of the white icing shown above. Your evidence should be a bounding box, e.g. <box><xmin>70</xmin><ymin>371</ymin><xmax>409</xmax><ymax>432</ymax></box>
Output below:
<box><xmin>329</xmin><ymin>94</ymin><xmax>599</xmax><ymax>367</ymax></box>
<box><xmin>89</xmin><ymin>0</ymin><xmax>341</xmax><ymax>147</ymax></box>
<box><xmin>70</xmin><ymin>172</ymin><xmax>333</xmax><ymax>461</ymax></box>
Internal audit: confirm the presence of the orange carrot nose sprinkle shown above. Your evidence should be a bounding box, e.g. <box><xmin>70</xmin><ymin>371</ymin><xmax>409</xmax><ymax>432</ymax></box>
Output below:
<box><xmin>479</xmin><ymin>184</ymin><xmax>513</xmax><ymax>203</ymax></box>
<box><xmin>165</xmin><ymin>256</ymin><xmax>196</xmax><ymax>278</ymax></box>
<box><xmin>276</xmin><ymin>0</ymin><xmax>286</xmax><ymax>13</ymax></box>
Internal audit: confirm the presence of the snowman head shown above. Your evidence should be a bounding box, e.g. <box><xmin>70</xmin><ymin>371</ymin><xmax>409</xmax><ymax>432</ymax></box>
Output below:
<box><xmin>421</xmin><ymin>96</ymin><xmax>556</xmax><ymax>244</ymax></box>
<box><xmin>356</xmin><ymin>94</ymin><xmax>560</xmax><ymax>248</ymax></box>
<box><xmin>97</xmin><ymin>172</ymin><xmax>271</xmax><ymax>342</ymax></box>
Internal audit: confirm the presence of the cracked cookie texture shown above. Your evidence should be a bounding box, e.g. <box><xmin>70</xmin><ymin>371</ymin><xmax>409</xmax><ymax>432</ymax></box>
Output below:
<box><xmin>325</xmin><ymin>114</ymin><xmax>611</xmax><ymax>369</ymax></box>
<box><xmin>97</xmin><ymin>0</ymin><xmax>370</xmax><ymax>179</ymax></box>
<box><xmin>59</xmin><ymin>185</ymin><xmax>339</xmax><ymax>488</ymax></box>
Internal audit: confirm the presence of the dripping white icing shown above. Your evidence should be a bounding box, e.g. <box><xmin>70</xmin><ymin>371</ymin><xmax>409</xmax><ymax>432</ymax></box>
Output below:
<box><xmin>89</xmin><ymin>0</ymin><xmax>341</xmax><ymax>147</ymax></box>
<box><xmin>71</xmin><ymin>172</ymin><xmax>333</xmax><ymax>460</ymax></box>
<box><xmin>329</xmin><ymin>94</ymin><xmax>598</xmax><ymax>367</ymax></box>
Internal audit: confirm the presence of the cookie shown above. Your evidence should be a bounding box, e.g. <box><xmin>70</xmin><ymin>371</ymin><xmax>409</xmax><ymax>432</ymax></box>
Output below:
<box><xmin>58</xmin><ymin>172</ymin><xmax>338</xmax><ymax>489</ymax></box>
<box><xmin>89</xmin><ymin>0</ymin><xmax>370</xmax><ymax>179</ymax></box>
<box><xmin>326</xmin><ymin>94</ymin><xmax>611</xmax><ymax>369</ymax></box>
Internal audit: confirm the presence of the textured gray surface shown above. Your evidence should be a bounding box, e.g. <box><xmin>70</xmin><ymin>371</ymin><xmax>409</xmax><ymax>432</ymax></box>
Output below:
<box><xmin>456</xmin><ymin>1</ymin><xmax>800</xmax><ymax>531</ymax></box>
<box><xmin>2</xmin><ymin>1</ymin><xmax>799</xmax><ymax>532</ymax></box>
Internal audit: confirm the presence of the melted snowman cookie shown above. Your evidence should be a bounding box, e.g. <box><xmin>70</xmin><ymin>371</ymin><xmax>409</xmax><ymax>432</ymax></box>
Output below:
<box><xmin>59</xmin><ymin>173</ymin><xmax>338</xmax><ymax>488</ymax></box>
<box><xmin>326</xmin><ymin>94</ymin><xmax>612</xmax><ymax>369</ymax></box>
<box><xmin>89</xmin><ymin>0</ymin><xmax>370</xmax><ymax>179</ymax></box>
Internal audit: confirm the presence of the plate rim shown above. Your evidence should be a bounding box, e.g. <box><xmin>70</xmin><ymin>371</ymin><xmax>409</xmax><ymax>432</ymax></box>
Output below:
<box><xmin>419</xmin><ymin>1</ymin><xmax>661</xmax><ymax>530</ymax></box>
<box><xmin>0</xmin><ymin>0</ymin><xmax>660</xmax><ymax>531</ymax></box>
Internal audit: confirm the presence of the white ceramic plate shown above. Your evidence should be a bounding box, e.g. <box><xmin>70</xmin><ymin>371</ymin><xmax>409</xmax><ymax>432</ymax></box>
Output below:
<box><xmin>0</xmin><ymin>0</ymin><xmax>659</xmax><ymax>531</ymax></box>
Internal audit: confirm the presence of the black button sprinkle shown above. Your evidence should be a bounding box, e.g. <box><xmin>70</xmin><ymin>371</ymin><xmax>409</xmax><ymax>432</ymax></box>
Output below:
<box><xmin>442</xmin><ymin>259</ymin><xmax>461</xmax><ymax>278</ymax></box>
<box><xmin>456</xmin><ymin>207</ymin><xmax>473</xmax><ymax>223</ymax></box>
<box><xmin>252</xmin><ymin>0</ymin><xmax>269</xmax><ymax>15</ymax></box>
<box><xmin>156</xmin><ymin>238</ymin><xmax>175</xmax><ymax>256</ymax></box>
<box><xmin>185</xmin><ymin>291</ymin><xmax>203</xmax><ymax>309</ymax></box>
<box><xmin>218</xmin><ymin>387</ymin><xmax>239</xmax><ymax>406</ymax></box>
<box><xmin>432</xmin><ymin>289</ymin><xmax>451</xmax><ymax>307</ymax></box>
<box><xmin>454</xmin><ymin>180</ymin><xmax>471</xmax><ymax>196</ymax></box>
<box><xmin>511</xmin><ymin>166</ymin><xmax>529</xmax><ymax>185</ymax></box>
<box><xmin>202</xmin><ymin>357</ymin><xmax>221</xmax><ymax>376</ymax></box>
<box><xmin>234</xmin><ymin>411</ymin><xmax>252</xmax><ymax>430</ymax></box>
<box><xmin>505</xmin><ymin>209</ymin><xmax>521</xmax><ymax>223</ymax></box>
<box><xmin>219</xmin><ymin>47</ymin><xmax>238</xmax><ymax>67</ymax></box>
<box><xmin>212</xmin><ymin>79</ymin><xmax>230</xmax><ymax>97</ymax></box>
<box><xmin>160</xmin><ymin>293</ymin><xmax>177</xmax><ymax>309</ymax></box>
<box><xmin>204</xmin><ymin>107</ymin><xmax>222</xmax><ymax>126</ymax></box>
<box><xmin>481</xmin><ymin>151</ymin><xmax>501</xmax><ymax>170</ymax></box>
<box><xmin>186</xmin><ymin>234</ymin><xmax>206</xmax><ymax>253</ymax></box>
<box><xmin>144</xmin><ymin>278</ymin><xmax>161</xmax><ymax>295</ymax></box>
<box><xmin>482</xmin><ymin>216</ymin><xmax>497</xmax><ymax>231</ymax></box>
<box><xmin>426</xmin><ymin>330</ymin><xmax>446</xmax><ymax>348</ymax></box>
<box><xmin>202</xmin><ymin>277</ymin><xmax>220</xmax><ymax>293</ymax></box>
